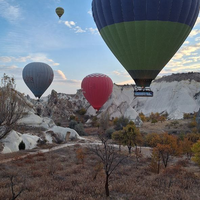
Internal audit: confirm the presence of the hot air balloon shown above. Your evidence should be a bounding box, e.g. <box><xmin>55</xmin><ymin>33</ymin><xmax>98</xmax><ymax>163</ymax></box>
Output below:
<box><xmin>22</xmin><ymin>62</ymin><xmax>54</xmax><ymax>99</ymax></box>
<box><xmin>55</xmin><ymin>7</ymin><xmax>64</xmax><ymax>19</ymax></box>
<box><xmin>81</xmin><ymin>73</ymin><xmax>113</xmax><ymax>111</ymax></box>
<box><xmin>92</xmin><ymin>0</ymin><xmax>200</xmax><ymax>97</ymax></box>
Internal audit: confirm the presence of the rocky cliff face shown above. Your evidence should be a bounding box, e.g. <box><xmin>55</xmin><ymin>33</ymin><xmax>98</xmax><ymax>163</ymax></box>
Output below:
<box><xmin>33</xmin><ymin>89</ymin><xmax>90</xmax><ymax>126</ymax></box>
<box><xmin>31</xmin><ymin>73</ymin><xmax>200</xmax><ymax>124</ymax></box>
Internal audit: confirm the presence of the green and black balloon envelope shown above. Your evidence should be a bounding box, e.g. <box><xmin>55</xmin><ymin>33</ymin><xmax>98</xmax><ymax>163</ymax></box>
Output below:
<box><xmin>92</xmin><ymin>0</ymin><xmax>200</xmax><ymax>88</ymax></box>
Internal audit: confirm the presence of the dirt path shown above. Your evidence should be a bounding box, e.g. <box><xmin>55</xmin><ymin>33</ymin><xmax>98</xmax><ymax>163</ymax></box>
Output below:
<box><xmin>0</xmin><ymin>137</ymin><xmax>152</xmax><ymax>164</ymax></box>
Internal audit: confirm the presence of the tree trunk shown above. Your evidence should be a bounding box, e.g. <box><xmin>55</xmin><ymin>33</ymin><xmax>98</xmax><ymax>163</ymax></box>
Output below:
<box><xmin>105</xmin><ymin>173</ymin><xmax>109</xmax><ymax>197</ymax></box>
<box><xmin>119</xmin><ymin>144</ymin><xmax>121</xmax><ymax>152</ymax></box>
<box><xmin>128</xmin><ymin>146</ymin><xmax>131</xmax><ymax>154</ymax></box>
<box><xmin>157</xmin><ymin>159</ymin><xmax>160</xmax><ymax>174</ymax></box>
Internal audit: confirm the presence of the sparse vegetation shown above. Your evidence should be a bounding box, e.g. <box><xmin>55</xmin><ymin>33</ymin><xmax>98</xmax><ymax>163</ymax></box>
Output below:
<box><xmin>0</xmin><ymin>74</ymin><xmax>200</xmax><ymax>199</ymax></box>
<box><xmin>0</xmin><ymin>144</ymin><xmax>200</xmax><ymax>199</ymax></box>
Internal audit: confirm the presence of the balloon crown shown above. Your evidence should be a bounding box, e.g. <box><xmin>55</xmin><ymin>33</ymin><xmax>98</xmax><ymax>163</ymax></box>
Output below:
<box><xmin>85</xmin><ymin>73</ymin><xmax>109</xmax><ymax>78</ymax></box>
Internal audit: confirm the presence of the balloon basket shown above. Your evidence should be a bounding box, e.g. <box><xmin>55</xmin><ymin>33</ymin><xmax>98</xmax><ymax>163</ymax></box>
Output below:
<box><xmin>134</xmin><ymin>86</ymin><xmax>153</xmax><ymax>97</ymax></box>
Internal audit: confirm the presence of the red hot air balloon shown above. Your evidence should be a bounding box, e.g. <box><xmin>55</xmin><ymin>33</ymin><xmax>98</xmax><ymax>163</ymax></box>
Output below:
<box><xmin>81</xmin><ymin>73</ymin><xmax>113</xmax><ymax>111</ymax></box>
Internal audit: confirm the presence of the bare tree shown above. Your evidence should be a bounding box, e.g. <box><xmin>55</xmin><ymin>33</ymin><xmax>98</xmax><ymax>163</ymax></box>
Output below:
<box><xmin>0</xmin><ymin>74</ymin><xmax>26</xmax><ymax>139</ymax></box>
<box><xmin>9</xmin><ymin>174</ymin><xmax>29</xmax><ymax>200</ymax></box>
<box><xmin>2</xmin><ymin>169</ymin><xmax>29</xmax><ymax>200</ymax></box>
<box><xmin>99</xmin><ymin>111</ymin><xmax>110</xmax><ymax>131</ymax></box>
<box><xmin>90</xmin><ymin>137</ymin><xmax>127</xmax><ymax>197</ymax></box>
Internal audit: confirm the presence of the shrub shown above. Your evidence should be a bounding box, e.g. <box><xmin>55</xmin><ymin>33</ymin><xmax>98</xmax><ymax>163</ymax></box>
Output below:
<box><xmin>18</xmin><ymin>140</ymin><xmax>25</xmax><ymax>150</ymax></box>
<box><xmin>139</xmin><ymin>112</ymin><xmax>146</xmax><ymax>122</ymax></box>
<box><xmin>184</xmin><ymin>113</ymin><xmax>191</xmax><ymax>119</ymax></box>
<box><xmin>77</xmin><ymin>108</ymin><xmax>86</xmax><ymax>115</ymax></box>
<box><xmin>113</xmin><ymin>117</ymin><xmax>119</xmax><ymax>125</ymax></box>
<box><xmin>76</xmin><ymin>148</ymin><xmax>86</xmax><ymax>164</ymax></box>
<box><xmin>114</xmin><ymin>116</ymin><xmax>129</xmax><ymax>130</ymax></box>
<box><xmin>74</xmin><ymin>123</ymin><xmax>87</xmax><ymax>136</ymax></box>
<box><xmin>69</xmin><ymin>120</ymin><xmax>78</xmax><ymax>129</ymax></box>
<box><xmin>56</xmin><ymin>122</ymin><xmax>61</xmax><ymax>126</ymax></box>
<box><xmin>69</xmin><ymin>115</ymin><xmax>76</xmax><ymax>120</ymax></box>
<box><xmin>105</xmin><ymin>128</ymin><xmax>115</xmax><ymax>139</ymax></box>
<box><xmin>151</xmin><ymin>119</ymin><xmax>157</xmax><ymax>124</ymax></box>
<box><xmin>188</xmin><ymin>121</ymin><xmax>197</xmax><ymax>128</ymax></box>
<box><xmin>91</xmin><ymin>116</ymin><xmax>99</xmax><ymax>127</ymax></box>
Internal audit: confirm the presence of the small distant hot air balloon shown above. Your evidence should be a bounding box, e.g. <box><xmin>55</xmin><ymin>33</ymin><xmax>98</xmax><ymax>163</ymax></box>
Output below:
<box><xmin>81</xmin><ymin>73</ymin><xmax>113</xmax><ymax>111</ymax></box>
<box><xmin>55</xmin><ymin>7</ymin><xmax>64</xmax><ymax>19</ymax></box>
<box><xmin>92</xmin><ymin>0</ymin><xmax>200</xmax><ymax>97</ymax></box>
<box><xmin>22</xmin><ymin>62</ymin><xmax>54</xmax><ymax>99</ymax></box>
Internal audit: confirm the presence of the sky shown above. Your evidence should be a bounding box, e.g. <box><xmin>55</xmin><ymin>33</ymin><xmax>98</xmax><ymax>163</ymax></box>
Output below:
<box><xmin>0</xmin><ymin>0</ymin><xmax>200</xmax><ymax>99</ymax></box>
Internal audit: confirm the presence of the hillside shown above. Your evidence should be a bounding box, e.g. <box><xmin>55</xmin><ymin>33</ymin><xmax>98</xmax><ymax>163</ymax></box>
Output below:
<box><xmin>1</xmin><ymin>72</ymin><xmax>200</xmax><ymax>153</ymax></box>
<box><xmin>154</xmin><ymin>72</ymin><xmax>200</xmax><ymax>83</ymax></box>
<box><xmin>36</xmin><ymin>72</ymin><xmax>200</xmax><ymax>125</ymax></box>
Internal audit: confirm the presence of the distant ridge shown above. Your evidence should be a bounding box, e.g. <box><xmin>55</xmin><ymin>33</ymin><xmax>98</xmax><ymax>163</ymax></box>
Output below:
<box><xmin>154</xmin><ymin>72</ymin><xmax>200</xmax><ymax>83</ymax></box>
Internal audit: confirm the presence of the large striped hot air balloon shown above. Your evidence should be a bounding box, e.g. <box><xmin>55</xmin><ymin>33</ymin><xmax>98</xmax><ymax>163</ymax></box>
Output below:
<box><xmin>81</xmin><ymin>73</ymin><xmax>113</xmax><ymax>111</ymax></box>
<box><xmin>22</xmin><ymin>62</ymin><xmax>54</xmax><ymax>99</ymax></box>
<box><xmin>92</xmin><ymin>0</ymin><xmax>200</xmax><ymax>96</ymax></box>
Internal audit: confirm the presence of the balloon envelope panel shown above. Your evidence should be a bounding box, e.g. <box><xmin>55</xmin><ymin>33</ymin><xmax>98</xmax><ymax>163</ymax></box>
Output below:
<box><xmin>81</xmin><ymin>73</ymin><xmax>113</xmax><ymax>110</ymax></box>
<box><xmin>92</xmin><ymin>0</ymin><xmax>200</xmax><ymax>87</ymax></box>
<box><xmin>23</xmin><ymin>62</ymin><xmax>54</xmax><ymax>98</ymax></box>
<box><xmin>56</xmin><ymin>7</ymin><xmax>64</xmax><ymax>18</ymax></box>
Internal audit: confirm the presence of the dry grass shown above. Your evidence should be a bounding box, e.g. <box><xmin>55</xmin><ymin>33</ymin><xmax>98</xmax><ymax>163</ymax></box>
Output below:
<box><xmin>140</xmin><ymin>119</ymin><xmax>193</xmax><ymax>134</ymax></box>
<box><xmin>0</xmin><ymin>145</ymin><xmax>200</xmax><ymax>200</ymax></box>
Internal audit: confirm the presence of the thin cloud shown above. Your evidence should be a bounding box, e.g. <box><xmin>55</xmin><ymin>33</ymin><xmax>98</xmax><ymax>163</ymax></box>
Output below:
<box><xmin>0</xmin><ymin>0</ymin><xmax>22</xmax><ymax>23</ymax></box>
<box><xmin>0</xmin><ymin>56</ymin><xmax>13</xmax><ymax>62</ymax></box>
<box><xmin>87</xmin><ymin>10</ymin><xmax>92</xmax><ymax>16</ymax></box>
<box><xmin>54</xmin><ymin>70</ymin><xmax>80</xmax><ymax>84</ymax></box>
<box><xmin>64</xmin><ymin>21</ymin><xmax>76</xmax><ymax>28</ymax></box>
<box><xmin>63</xmin><ymin>20</ymin><xmax>97</xmax><ymax>34</ymax></box>
<box><xmin>74</xmin><ymin>26</ymin><xmax>86</xmax><ymax>33</ymax></box>
<box><xmin>57</xmin><ymin>70</ymin><xmax>67</xmax><ymax>80</ymax></box>
<box><xmin>86</xmin><ymin>27</ymin><xmax>99</xmax><ymax>34</ymax></box>
<box><xmin>112</xmin><ymin>70</ymin><xmax>130</xmax><ymax>77</ymax></box>
<box><xmin>0</xmin><ymin>54</ymin><xmax>59</xmax><ymax>68</ymax></box>
<box><xmin>116</xmin><ymin>79</ymin><xmax>134</xmax><ymax>85</ymax></box>
<box><xmin>183</xmin><ymin>41</ymin><xmax>189</xmax><ymax>45</ymax></box>
<box><xmin>0</xmin><ymin>64</ymin><xmax>22</xmax><ymax>80</ymax></box>
<box><xmin>172</xmin><ymin>43</ymin><xmax>200</xmax><ymax>60</ymax></box>
<box><xmin>189</xmin><ymin>29</ymin><xmax>200</xmax><ymax>37</ymax></box>
<box><xmin>195</xmin><ymin>37</ymin><xmax>200</xmax><ymax>41</ymax></box>
<box><xmin>194</xmin><ymin>16</ymin><xmax>200</xmax><ymax>26</ymax></box>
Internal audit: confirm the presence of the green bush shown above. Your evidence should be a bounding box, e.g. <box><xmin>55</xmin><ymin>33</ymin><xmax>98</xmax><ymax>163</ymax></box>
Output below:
<box><xmin>91</xmin><ymin>116</ymin><xmax>99</xmax><ymax>127</ymax></box>
<box><xmin>70</xmin><ymin>115</ymin><xmax>76</xmax><ymax>120</ymax></box>
<box><xmin>78</xmin><ymin>108</ymin><xmax>86</xmax><ymax>115</ymax></box>
<box><xmin>74</xmin><ymin>123</ymin><xmax>87</xmax><ymax>136</ymax></box>
<box><xmin>188</xmin><ymin>121</ymin><xmax>197</xmax><ymax>128</ymax></box>
<box><xmin>114</xmin><ymin>116</ymin><xmax>129</xmax><ymax>130</ymax></box>
<box><xmin>151</xmin><ymin>119</ymin><xmax>158</xmax><ymax>124</ymax></box>
<box><xmin>19</xmin><ymin>140</ymin><xmax>25</xmax><ymax>150</ymax></box>
<box><xmin>57</xmin><ymin>122</ymin><xmax>61</xmax><ymax>126</ymax></box>
<box><xmin>105</xmin><ymin>128</ymin><xmax>115</xmax><ymax>139</ymax></box>
<box><xmin>69</xmin><ymin>120</ymin><xmax>78</xmax><ymax>129</ymax></box>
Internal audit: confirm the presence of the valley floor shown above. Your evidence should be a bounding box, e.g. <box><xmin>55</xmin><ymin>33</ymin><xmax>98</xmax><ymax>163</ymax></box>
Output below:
<box><xmin>0</xmin><ymin>135</ymin><xmax>200</xmax><ymax>199</ymax></box>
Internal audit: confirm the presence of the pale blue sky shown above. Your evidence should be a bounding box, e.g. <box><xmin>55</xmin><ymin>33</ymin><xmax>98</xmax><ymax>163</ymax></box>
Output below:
<box><xmin>0</xmin><ymin>0</ymin><xmax>200</xmax><ymax>99</ymax></box>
